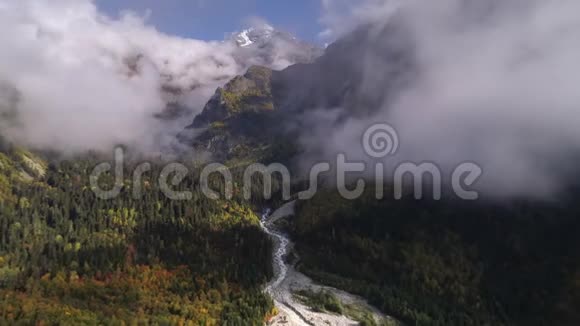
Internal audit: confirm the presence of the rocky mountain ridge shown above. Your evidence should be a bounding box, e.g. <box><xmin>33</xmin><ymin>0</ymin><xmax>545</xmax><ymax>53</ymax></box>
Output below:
<box><xmin>184</xmin><ymin>21</ymin><xmax>415</xmax><ymax>163</ymax></box>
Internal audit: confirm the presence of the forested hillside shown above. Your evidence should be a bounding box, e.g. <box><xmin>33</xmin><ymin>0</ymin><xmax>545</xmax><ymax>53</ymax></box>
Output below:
<box><xmin>291</xmin><ymin>190</ymin><xmax>580</xmax><ymax>326</ymax></box>
<box><xmin>0</xmin><ymin>142</ymin><xmax>276</xmax><ymax>325</ymax></box>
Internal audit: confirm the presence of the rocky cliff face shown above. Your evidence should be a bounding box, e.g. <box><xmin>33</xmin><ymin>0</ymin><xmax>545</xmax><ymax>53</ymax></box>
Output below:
<box><xmin>182</xmin><ymin>66</ymin><xmax>287</xmax><ymax>163</ymax></box>
<box><xmin>190</xmin><ymin>66</ymin><xmax>275</xmax><ymax>128</ymax></box>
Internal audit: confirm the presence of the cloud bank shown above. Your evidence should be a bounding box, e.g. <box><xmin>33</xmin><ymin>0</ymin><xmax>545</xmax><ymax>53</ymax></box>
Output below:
<box><xmin>305</xmin><ymin>0</ymin><xmax>580</xmax><ymax>198</ymax></box>
<box><xmin>0</xmin><ymin>0</ymin><xmax>310</xmax><ymax>154</ymax></box>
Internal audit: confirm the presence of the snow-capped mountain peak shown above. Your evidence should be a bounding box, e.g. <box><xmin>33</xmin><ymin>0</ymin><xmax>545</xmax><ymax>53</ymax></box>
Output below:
<box><xmin>233</xmin><ymin>24</ymin><xmax>275</xmax><ymax>47</ymax></box>
<box><xmin>227</xmin><ymin>25</ymin><xmax>323</xmax><ymax>70</ymax></box>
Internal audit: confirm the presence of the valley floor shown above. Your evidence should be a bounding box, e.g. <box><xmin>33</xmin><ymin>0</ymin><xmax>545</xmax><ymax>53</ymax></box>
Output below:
<box><xmin>262</xmin><ymin>202</ymin><xmax>397</xmax><ymax>326</ymax></box>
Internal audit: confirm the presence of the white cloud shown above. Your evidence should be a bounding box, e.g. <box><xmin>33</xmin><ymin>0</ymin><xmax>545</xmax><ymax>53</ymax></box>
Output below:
<box><xmin>0</xmin><ymin>0</ymin><xmax>235</xmax><ymax>153</ymax></box>
<box><xmin>307</xmin><ymin>0</ymin><xmax>580</xmax><ymax>198</ymax></box>
<box><xmin>0</xmin><ymin>0</ymin><xmax>308</xmax><ymax>154</ymax></box>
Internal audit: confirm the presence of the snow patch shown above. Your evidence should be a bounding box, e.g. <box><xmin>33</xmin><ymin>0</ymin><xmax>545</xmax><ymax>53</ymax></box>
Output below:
<box><xmin>238</xmin><ymin>29</ymin><xmax>254</xmax><ymax>47</ymax></box>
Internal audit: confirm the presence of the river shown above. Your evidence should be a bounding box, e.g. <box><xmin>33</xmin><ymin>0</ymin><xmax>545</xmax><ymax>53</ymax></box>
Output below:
<box><xmin>260</xmin><ymin>201</ymin><xmax>394</xmax><ymax>326</ymax></box>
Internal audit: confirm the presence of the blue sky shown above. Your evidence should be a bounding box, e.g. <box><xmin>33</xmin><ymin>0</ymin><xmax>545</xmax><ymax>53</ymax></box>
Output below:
<box><xmin>96</xmin><ymin>0</ymin><xmax>324</xmax><ymax>43</ymax></box>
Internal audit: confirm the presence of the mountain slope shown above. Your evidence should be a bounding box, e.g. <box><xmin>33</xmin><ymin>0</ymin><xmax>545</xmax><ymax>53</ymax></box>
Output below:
<box><xmin>182</xmin><ymin>65</ymin><xmax>298</xmax><ymax>165</ymax></box>
<box><xmin>183</xmin><ymin>17</ymin><xmax>580</xmax><ymax>326</ymax></box>
<box><xmin>0</xmin><ymin>142</ymin><xmax>276</xmax><ymax>324</ymax></box>
<box><xmin>184</xmin><ymin>21</ymin><xmax>415</xmax><ymax>164</ymax></box>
